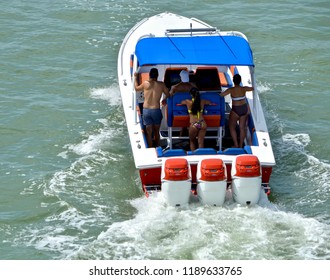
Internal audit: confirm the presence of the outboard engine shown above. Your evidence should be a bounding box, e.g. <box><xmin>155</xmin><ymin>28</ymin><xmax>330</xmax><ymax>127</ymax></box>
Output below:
<box><xmin>161</xmin><ymin>158</ymin><xmax>192</xmax><ymax>206</ymax></box>
<box><xmin>231</xmin><ymin>155</ymin><xmax>262</xmax><ymax>206</ymax></box>
<box><xmin>196</xmin><ymin>159</ymin><xmax>227</xmax><ymax>206</ymax></box>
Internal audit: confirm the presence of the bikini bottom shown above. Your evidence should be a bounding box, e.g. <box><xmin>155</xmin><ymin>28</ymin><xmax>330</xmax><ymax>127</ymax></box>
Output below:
<box><xmin>232</xmin><ymin>103</ymin><xmax>248</xmax><ymax>117</ymax></box>
<box><xmin>191</xmin><ymin>120</ymin><xmax>205</xmax><ymax>130</ymax></box>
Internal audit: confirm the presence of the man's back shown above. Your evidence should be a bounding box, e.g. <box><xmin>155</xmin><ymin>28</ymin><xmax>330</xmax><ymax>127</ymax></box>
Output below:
<box><xmin>133</xmin><ymin>67</ymin><xmax>170</xmax><ymax>147</ymax></box>
<box><xmin>143</xmin><ymin>80</ymin><xmax>167</xmax><ymax>109</ymax></box>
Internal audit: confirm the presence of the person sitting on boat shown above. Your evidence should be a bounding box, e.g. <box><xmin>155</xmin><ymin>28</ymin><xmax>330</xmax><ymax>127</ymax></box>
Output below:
<box><xmin>134</xmin><ymin>68</ymin><xmax>170</xmax><ymax>148</ymax></box>
<box><xmin>181</xmin><ymin>87</ymin><xmax>213</xmax><ymax>151</ymax></box>
<box><xmin>169</xmin><ymin>70</ymin><xmax>196</xmax><ymax>137</ymax></box>
<box><xmin>220</xmin><ymin>74</ymin><xmax>254</xmax><ymax>148</ymax></box>
<box><xmin>169</xmin><ymin>70</ymin><xmax>195</xmax><ymax>96</ymax></box>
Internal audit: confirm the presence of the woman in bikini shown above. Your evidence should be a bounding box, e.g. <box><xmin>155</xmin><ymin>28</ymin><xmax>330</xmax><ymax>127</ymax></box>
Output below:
<box><xmin>220</xmin><ymin>74</ymin><xmax>254</xmax><ymax>148</ymax></box>
<box><xmin>181</xmin><ymin>87</ymin><xmax>212</xmax><ymax>151</ymax></box>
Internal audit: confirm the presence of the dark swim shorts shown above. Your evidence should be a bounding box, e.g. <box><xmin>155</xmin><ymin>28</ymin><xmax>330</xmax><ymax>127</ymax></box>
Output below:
<box><xmin>143</xmin><ymin>108</ymin><xmax>163</xmax><ymax>125</ymax></box>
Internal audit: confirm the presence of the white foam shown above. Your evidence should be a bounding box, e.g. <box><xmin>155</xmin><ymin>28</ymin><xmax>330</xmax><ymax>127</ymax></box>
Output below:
<box><xmin>273</xmin><ymin>132</ymin><xmax>330</xmax><ymax>217</ymax></box>
<box><xmin>256</xmin><ymin>81</ymin><xmax>272</xmax><ymax>94</ymax></box>
<box><xmin>282</xmin><ymin>133</ymin><xmax>311</xmax><ymax>148</ymax></box>
<box><xmin>295</xmin><ymin>155</ymin><xmax>330</xmax><ymax>207</ymax></box>
<box><xmin>57</xmin><ymin>151</ymin><xmax>68</xmax><ymax>159</ymax></box>
<box><xmin>59</xmin><ymin>86</ymin><xmax>124</xmax><ymax>157</ymax></box>
<box><xmin>54</xmin><ymin>87</ymin><xmax>123</xmax><ymax>161</ymax></box>
<box><xmin>63</xmin><ymin>118</ymin><xmax>120</xmax><ymax>156</ymax></box>
<box><xmin>90</xmin><ymin>85</ymin><xmax>121</xmax><ymax>106</ymax></box>
<box><xmin>280</xmin><ymin>133</ymin><xmax>329</xmax><ymax>191</ymax></box>
<box><xmin>70</xmin><ymin>196</ymin><xmax>330</xmax><ymax>260</ymax></box>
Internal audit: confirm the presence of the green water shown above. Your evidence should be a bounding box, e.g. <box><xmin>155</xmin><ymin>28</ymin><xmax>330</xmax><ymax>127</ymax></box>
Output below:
<box><xmin>0</xmin><ymin>0</ymin><xmax>329</xmax><ymax>260</ymax></box>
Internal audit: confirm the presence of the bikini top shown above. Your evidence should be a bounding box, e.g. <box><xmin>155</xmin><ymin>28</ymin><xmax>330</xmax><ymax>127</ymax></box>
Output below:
<box><xmin>188</xmin><ymin>98</ymin><xmax>203</xmax><ymax>118</ymax></box>
<box><xmin>231</xmin><ymin>96</ymin><xmax>246</xmax><ymax>101</ymax></box>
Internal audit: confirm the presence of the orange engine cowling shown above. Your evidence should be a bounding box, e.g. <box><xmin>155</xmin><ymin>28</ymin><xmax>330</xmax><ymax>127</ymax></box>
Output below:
<box><xmin>234</xmin><ymin>155</ymin><xmax>261</xmax><ymax>177</ymax></box>
<box><xmin>200</xmin><ymin>159</ymin><xmax>226</xmax><ymax>181</ymax></box>
<box><xmin>164</xmin><ymin>158</ymin><xmax>189</xmax><ymax>181</ymax></box>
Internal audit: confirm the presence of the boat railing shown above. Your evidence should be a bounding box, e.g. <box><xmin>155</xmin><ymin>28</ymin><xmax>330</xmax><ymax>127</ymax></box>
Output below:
<box><xmin>165</xmin><ymin>27</ymin><xmax>217</xmax><ymax>36</ymax></box>
<box><xmin>132</xmin><ymin>55</ymin><xmax>139</xmax><ymax>124</ymax></box>
<box><xmin>218</xmin><ymin>30</ymin><xmax>249</xmax><ymax>41</ymax></box>
<box><xmin>251</xmin><ymin>67</ymin><xmax>258</xmax><ymax>122</ymax></box>
<box><xmin>118</xmin><ymin>18</ymin><xmax>149</xmax><ymax>75</ymax></box>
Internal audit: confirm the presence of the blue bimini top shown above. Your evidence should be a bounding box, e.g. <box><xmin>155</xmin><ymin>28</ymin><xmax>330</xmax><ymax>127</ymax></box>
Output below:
<box><xmin>135</xmin><ymin>35</ymin><xmax>254</xmax><ymax>67</ymax></box>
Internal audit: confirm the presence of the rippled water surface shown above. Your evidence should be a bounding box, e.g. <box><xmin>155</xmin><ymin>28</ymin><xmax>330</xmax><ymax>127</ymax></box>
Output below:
<box><xmin>1</xmin><ymin>0</ymin><xmax>329</xmax><ymax>260</ymax></box>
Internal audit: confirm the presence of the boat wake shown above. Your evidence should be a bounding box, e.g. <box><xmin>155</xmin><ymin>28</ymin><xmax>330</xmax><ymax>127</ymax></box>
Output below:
<box><xmin>68</xmin><ymin>85</ymin><xmax>329</xmax><ymax>260</ymax></box>
<box><xmin>9</xmin><ymin>85</ymin><xmax>330</xmax><ymax>260</ymax></box>
<box><xmin>8</xmin><ymin>85</ymin><xmax>140</xmax><ymax>259</ymax></box>
<box><xmin>272</xmin><ymin>133</ymin><xmax>330</xmax><ymax>222</ymax></box>
<box><xmin>259</xmin><ymin>82</ymin><xmax>329</xmax><ymax>224</ymax></box>
<box><xmin>71</xmin><ymin>192</ymin><xmax>330</xmax><ymax>260</ymax></box>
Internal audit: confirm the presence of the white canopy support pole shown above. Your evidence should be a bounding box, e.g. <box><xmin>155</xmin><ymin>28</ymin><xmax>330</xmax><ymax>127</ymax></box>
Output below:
<box><xmin>251</xmin><ymin>67</ymin><xmax>258</xmax><ymax>122</ymax></box>
<box><xmin>132</xmin><ymin>54</ymin><xmax>138</xmax><ymax>124</ymax></box>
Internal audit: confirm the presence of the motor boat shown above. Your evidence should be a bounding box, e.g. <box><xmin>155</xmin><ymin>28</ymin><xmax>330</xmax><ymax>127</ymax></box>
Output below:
<box><xmin>117</xmin><ymin>12</ymin><xmax>275</xmax><ymax>206</ymax></box>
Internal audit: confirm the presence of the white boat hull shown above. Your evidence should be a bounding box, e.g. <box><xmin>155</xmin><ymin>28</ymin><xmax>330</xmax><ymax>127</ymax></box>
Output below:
<box><xmin>117</xmin><ymin>12</ymin><xmax>276</xmax><ymax>205</ymax></box>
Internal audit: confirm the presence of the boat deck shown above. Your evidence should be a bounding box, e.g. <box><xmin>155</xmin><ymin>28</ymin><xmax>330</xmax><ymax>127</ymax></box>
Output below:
<box><xmin>159</xmin><ymin>104</ymin><xmax>237</xmax><ymax>152</ymax></box>
<box><xmin>156</xmin><ymin>98</ymin><xmax>255</xmax><ymax>154</ymax></box>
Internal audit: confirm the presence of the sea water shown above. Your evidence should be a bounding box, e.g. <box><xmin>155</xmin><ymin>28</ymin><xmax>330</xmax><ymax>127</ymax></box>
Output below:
<box><xmin>0</xmin><ymin>0</ymin><xmax>329</xmax><ymax>260</ymax></box>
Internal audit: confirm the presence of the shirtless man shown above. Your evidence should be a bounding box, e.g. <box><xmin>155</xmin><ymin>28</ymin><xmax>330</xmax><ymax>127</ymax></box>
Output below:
<box><xmin>169</xmin><ymin>70</ymin><xmax>195</xmax><ymax>96</ymax></box>
<box><xmin>220</xmin><ymin>74</ymin><xmax>254</xmax><ymax>148</ymax></box>
<box><xmin>134</xmin><ymin>68</ymin><xmax>170</xmax><ymax>148</ymax></box>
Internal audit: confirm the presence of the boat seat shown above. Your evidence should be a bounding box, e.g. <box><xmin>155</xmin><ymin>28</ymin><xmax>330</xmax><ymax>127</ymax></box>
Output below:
<box><xmin>200</xmin><ymin>92</ymin><xmax>225</xmax><ymax>127</ymax></box>
<box><xmin>230</xmin><ymin>65</ymin><xmax>239</xmax><ymax>76</ymax></box>
<box><xmin>195</xmin><ymin>67</ymin><xmax>221</xmax><ymax>91</ymax></box>
<box><xmin>156</xmin><ymin>147</ymin><xmax>186</xmax><ymax>157</ymax></box>
<box><xmin>167</xmin><ymin>92</ymin><xmax>191</xmax><ymax>127</ymax></box>
<box><xmin>244</xmin><ymin>146</ymin><xmax>253</xmax><ymax>154</ymax></box>
<box><xmin>166</xmin><ymin>92</ymin><xmax>225</xmax><ymax>150</ymax></box>
<box><xmin>130</xmin><ymin>54</ymin><xmax>134</xmax><ymax>76</ymax></box>
<box><xmin>138</xmin><ymin>72</ymin><xmax>149</xmax><ymax>84</ymax></box>
<box><xmin>222</xmin><ymin>148</ymin><xmax>246</xmax><ymax>155</ymax></box>
<box><xmin>219</xmin><ymin>72</ymin><xmax>233</xmax><ymax>87</ymax></box>
<box><xmin>187</xmin><ymin>148</ymin><xmax>217</xmax><ymax>155</ymax></box>
<box><xmin>164</xmin><ymin>67</ymin><xmax>188</xmax><ymax>89</ymax></box>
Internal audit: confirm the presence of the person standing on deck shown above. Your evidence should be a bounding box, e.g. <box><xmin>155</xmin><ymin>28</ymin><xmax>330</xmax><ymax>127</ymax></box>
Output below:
<box><xmin>181</xmin><ymin>87</ymin><xmax>213</xmax><ymax>151</ymax></box>
<box><xmin>134</xmin><ymin>68</ymin><xmax>170</xmax><ymax>148</ymax></box>
<box><xmin>220</xmin><ymin>74</ymin><xmax>254</xmax><ymax>148</ymax></box>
